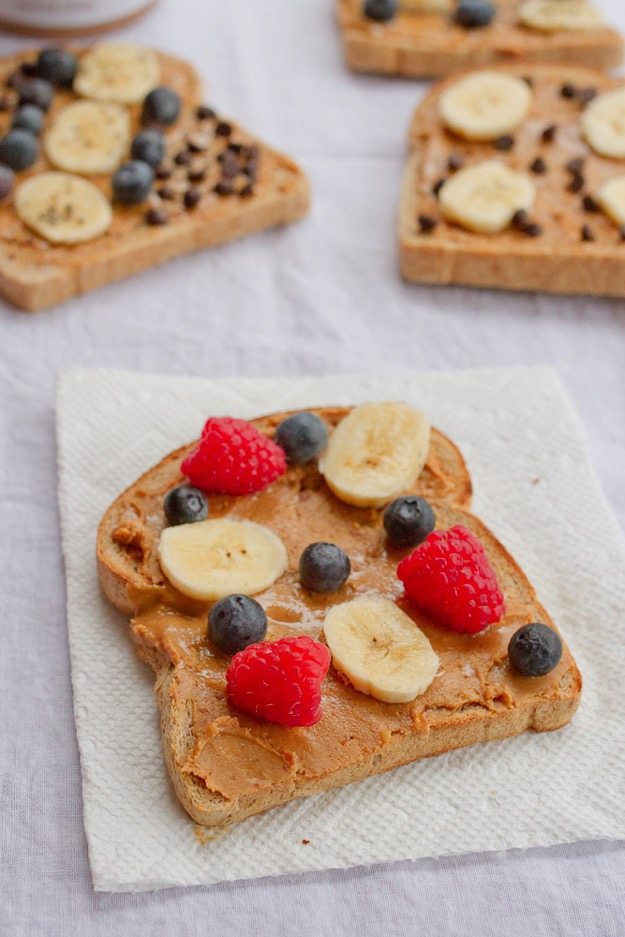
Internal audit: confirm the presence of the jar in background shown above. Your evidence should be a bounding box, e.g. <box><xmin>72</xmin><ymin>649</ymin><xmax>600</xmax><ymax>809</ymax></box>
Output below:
<box><xmin>0</xmin><ymin>0</ymin><xmax>155</xmax><ymax>36</ymax></box>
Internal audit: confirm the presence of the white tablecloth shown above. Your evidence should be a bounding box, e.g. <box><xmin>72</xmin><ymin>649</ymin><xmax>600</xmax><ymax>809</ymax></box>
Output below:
<box><xmin>2</xmin><ymin>1</ymin><xmax>625</xmax><ymax>934</ymax></box>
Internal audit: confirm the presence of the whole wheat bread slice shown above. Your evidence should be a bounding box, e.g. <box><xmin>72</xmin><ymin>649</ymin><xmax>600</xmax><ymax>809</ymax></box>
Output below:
<box><xmin>97</xmin><ymin>406</ymin><xmax>581</xmax><ymax>828</ymax></box>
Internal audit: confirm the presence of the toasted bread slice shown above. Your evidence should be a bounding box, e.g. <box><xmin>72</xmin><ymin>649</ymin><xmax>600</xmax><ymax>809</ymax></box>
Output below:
<box><xmin>337</xmin><ymin>0</ymin><xmax>623</xmax><ymax>78</ymax></box>
<box><xmin>0</xmin><ymin>48</ymin><xmax>309</xmax><ymax>312</ymax></box>
<box><xmin>97</xmin><ymin>406</ymin><xmax>580</xmax><ymax>828</ymax></box>
<box><xmin>400</xmin><ymin>64</ymin><xmax>625</xmax><ymax>296</ymax></box>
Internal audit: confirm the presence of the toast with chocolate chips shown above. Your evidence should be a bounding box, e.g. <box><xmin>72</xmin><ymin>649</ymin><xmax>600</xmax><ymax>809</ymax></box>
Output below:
<box><xmin>97</xmin><ymin>405</ymin><xmax>581</xmax><ymax>829</ymax></box>
<box><xmin>400</xmin><ymin>64</ymin><xmax>625</xmax><ymax>296</ymax></box>
<box><xmin>338</xmin><ymin>0</ymin><xmax>623</xmax><ymax>78</ymax></box>
<box><xmin>0</xmin><ymin>45</ymin><xmax>309</xmax><ymax>312</ymax></box>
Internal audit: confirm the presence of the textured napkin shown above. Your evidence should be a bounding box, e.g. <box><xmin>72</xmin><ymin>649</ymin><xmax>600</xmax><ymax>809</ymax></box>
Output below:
<box><xmin>56</xmin><ymin>366</ymin><xmax>625</xmax><ymax>893</ymax></box>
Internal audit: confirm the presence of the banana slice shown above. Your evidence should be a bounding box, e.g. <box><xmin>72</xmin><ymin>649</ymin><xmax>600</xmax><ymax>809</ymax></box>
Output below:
<box><xmin>158</xmin><ymin>519</ymin><xmax>288</xmax><ymax>602</ymax></box>
<box><xmin>318</xmin><ymin>402</ymin><xmax>430</xmax><ymax>508</ymax></box>
<box><xmin>518</xmin><ymin>0</ymin><xmax>603</xmax><ymax>32</ymax></box>
<box><xmin>399</xmin><ymin>0</ymin><xmax>452</xmax><ymax>12</ymax></box>
<box><xmin>596</xmin><ymin>176</ymin><xmax>625</xmax><ymax>226</ymax></box>
<box><xmin>45</xmin><ymin>101</ymin><xmax>130</xmax><ymax>175</ymax></box>
<box><xmin>74</xmin><ymin>43</ymin><xmax>160</xmax><ymax>105</ymax></box>
<box><xmin>581</xmin><ymin>88</ymin><xmax>625</xmax><ymax>159</ymax></box>
<box><xmin>439</xmin><ymin>160</ymin><xmax>536</xmax><ymax>234</ymax></box>
<box><xmin>15</xmin><ymin>172</ymin><xmax>112</xmax><ymax>245</ymax></box>
<box><xmin>439</xmin><ymin>71</ymin><xmax>533</xmax><ymax>142</ymax></box>
<box><xmin>323</xmin><ymin>596</ymin><xmax>440</xmax><ymax>704</ymax></box>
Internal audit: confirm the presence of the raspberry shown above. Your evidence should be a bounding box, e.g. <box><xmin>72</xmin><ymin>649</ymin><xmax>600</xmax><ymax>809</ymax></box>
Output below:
<box><xmin>181</xmin><ymin>417</ymin><xmax>286</xmax><ymax>495</ymax></box>
<box><xmin>226</xmin><ymin>635</ymin><xmax>331</xmax><ymax>727</ymax></box>
<box><xmin>397</xmin><ymin>525</ymin><xmax>505</xmax><ymax>634</ymax></box>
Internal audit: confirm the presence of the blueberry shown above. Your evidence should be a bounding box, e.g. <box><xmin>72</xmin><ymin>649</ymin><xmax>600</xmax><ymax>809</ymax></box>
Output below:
<box><xmin>363</xmin><ymin>0</ymin><xmax>396</xmax><ymax>21</ymax></box>
<box><xmin>0</xmin><ymin>130</ymin><xmax>38</xmax><ymax>170</ymax></box>
<box><xmin>11</xmin><ymin>105</ymin><xmax>44</xmax><ymax>135</ymax></box>
<box><xmin>0</xmin><ymin>165</ymin><xmax>13</xmax><ymax>200</ymax></box>
<box><xmin>453</xmin><ymin>0</ymin><xmax>496</xmax><ymax>28</ymax></box>
<box><xmin>141</xmin><ymin>87</ymin><xmax>181</xmax><ymax>127</ymax></box>
<box><xmin>508</xmin><ymin>623</ymin><xmax>563</xmax><ymax>677</ymax></box>
<box><xmin>164</xmin><ymin>485</ymin><xmax>209</xmax><ymax>526</ymax></box>
<box><xmin>299</xmin><ymin>542</ymin><xmax>351</xmax><ymax>593</ymax></box>
<box><xmin>208</xmin><ymin>594</ymin><xmax>268</xmax><ymax>655</ymax></box>
<box><xmin>383</xmin><ymin>496</ymin><xmax>436</xmax><ymax>548</ymax></box>
<box><xmin>112</xmin><ymin>160</ymin><xmax>154</xmax><ymax>205</ymax></box>
<box><xmin>18</xmin><ymin>77</ymin><xmax>54</xmax><ymax>112</ymax></box>
<box><xmin>36</xmin><ymin>48</ymin><xmax>78</xmax><ymax>87</ymax></box>
<box><xmin>131</xmin><ymin>129</ymin><xmax>166</xmax><ymax>168</ymax></box>
<box><xmin>274</xmin><ymin>412</ymin><xmax>328</xmax><ymax>466</ymax></box>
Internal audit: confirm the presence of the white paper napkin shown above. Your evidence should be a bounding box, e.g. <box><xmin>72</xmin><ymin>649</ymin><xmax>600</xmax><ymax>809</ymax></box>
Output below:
<box><xmin>56</xmin><ymin>366</ymin><xmax>625</xmax><ymax>893</ymax></box>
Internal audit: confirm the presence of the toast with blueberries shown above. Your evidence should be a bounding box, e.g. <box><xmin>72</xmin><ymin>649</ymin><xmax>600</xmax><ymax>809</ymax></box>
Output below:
<box><xmin>338</xmin><ymin>0</ymin><xmax>623</xmax><ymax>78</ymax></box>
<box><xmin>0</xmin><ymin>44</ymin><xmax>309</xmax><ymax>312</ymax></box>
<box><xmin>97</xmin><ymin>404</ymin><xmax>581</xmax><ymax>829</ymax></box>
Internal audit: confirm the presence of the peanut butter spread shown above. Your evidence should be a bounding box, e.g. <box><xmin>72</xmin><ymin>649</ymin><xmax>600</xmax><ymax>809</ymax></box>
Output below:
<box><xmin>106</xmin><ymin>409</ymin><xmax>578</xmax><ymax>804</ymax></box>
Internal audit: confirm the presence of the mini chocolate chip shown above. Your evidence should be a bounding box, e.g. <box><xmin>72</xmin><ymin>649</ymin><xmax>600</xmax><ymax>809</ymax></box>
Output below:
<box><xmin>530</xmin><ymin>157</ymin><xmax>547</xmax><ymax>175</ymax></box>
<box><xmin>187</xmin><ymin>138</ymin><xmax>206</xmax><ymax>154</ymax></box>
<box><xmin>512</xmin><ymin>209</ymin><xmax>529</xmax><ymax>230</ymax></box>
<box><xmin>447</xmin><ymin>153</ymin><xmax>464</xmax><ymax>172</ymax></box>
<box><xmin>145</xmin><ymin>207</ymin><xmax>167</xmax><ymax>226</ymax></box>
<box><xmin>582</xmin><ymin>195</ymin><xmax>600</xmax><ymax>213</ymax></box>
<box><xmin>215</xmin><ymin>121</ymin><xmax>232</xmax><ymax>137</ymax></box>
<box><xmin>5</xmin><ymin>70</ymin><xmax>21</xmax><ymax>88</ymax></box>
<box><xmin>432</xmin><ymin>178</ymin><xmax>445</xmax><ymax>198</ymax></box>
<box><xmin>184</xmin><ymin>187</ymin><xmax>201</xmax><ymax>208</ymax></box>
<box><xmin>581</xmin><ymin>224</ymin><xmax>594</xmax><ymax>242</ymax></box>
<box><xmin>244</xmin><ymin>161</ymin><xmax>259</xmax><ymax>180</ymax></box>
<box><xmin>219</xmin><ymin>151</ymin><xmax>240</xmax><ymax>178</ymax></box>
<box><xmin>567</xmin><ymin>174</ymin><xmax>584</xmax><ymax>194</ymax></box>
<box><xmin>523</xmin><ymin>76</ymin><xmax>534</xmax><ymax>87</ymax></box>
<box><xmin>188</xmin><ymin>168</ymin><xmax>206</xmax><ymax>183</ymax></box>
<box><xmin>196</xmin><ymin>105</ymin><xmax>216</xmax><ymax>120</ymax></box>
<box><xmin>560</xmin><ymin>83</ymin><xmax>576</xmax><ymax>99</ymax></box>
<box><xmin>214</xmin><ymin>179</ymin><xmax>234</xmax><ymax>196</ymax></box>
<box><xmin>20</xmin><ymin>61</ymin><xmax>38</xmax><ymax>78</ymax></box>
<box><xmin>244</xmin><ymin>145</ymin><xmax>259</xmax><ymax>160</ymax></box>
<box><xmin>418</xmin><ymin>214</ymin><xmax>437</xmax><ymax>234</ymax></box>
<box><xmin>174</xmin><ymin>150</ymin><xmax>192</xmax><ymax>166</ymax></box>
<box><xmin>493</xmin><ymin>135</ymin><xmax>514</xmax><ymax>151</ymax></box>
<box><xmin>578</xmin><ymin>87</ymin><xmax>597</xmax><ymax>105</ymax></box>
<box><xmin>566</xmin><ymin>157</ymin><xmax>585</xmax><ymax>175</ymax></box>
<box><xmin>227</xmin><ymin>142</ymin><xmax>244</xmax><ymax>154</ymax></box>
<box><xmin>155</xmin><ymin>167</ymin><xmax>172</xmax><ymax>181</ymax></box>
<box><xmin>240</xmin><ymin>182</ymin><xmax>254</xmax><ymax>197</ymax></box>
<box><xmin>158</xmin><ymin>186</ymin><xmax>175</xmax><ymax>200</ymax></box>
<box><xmin>523</xmin><ymin>223</ymin><xmax>543</xmax><ymax>238</ymax></box>
<box><xmin>541</xmin><ymin>124</ymin><xmax>557</xmax><ymax>143</ymax></box>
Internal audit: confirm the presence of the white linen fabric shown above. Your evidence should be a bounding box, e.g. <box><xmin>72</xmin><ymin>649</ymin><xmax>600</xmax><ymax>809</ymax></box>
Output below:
<box><xmin>2</xmin><ymin>0</ymin><xmax>625</xmax><ymax>933</ymax></box>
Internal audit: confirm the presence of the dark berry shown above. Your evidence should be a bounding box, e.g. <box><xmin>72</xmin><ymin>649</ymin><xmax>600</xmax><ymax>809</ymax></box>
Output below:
<box><xmin>131</xmin><ymin>129</ymin><xmax>166</xmax><ymax>167</ymax></box>
<box><xmin>112</xmin><ymin>161</ymin><xmax>154</xmax><ymax>205</ymax></box>
<box><xmin>299</xmin><ymin>542</ymin><xmax>351</xmax><ymax>593</ymax></box>
<box><xmin>383</xmin><ymin>496</ymin><xmax>436</xmax><ymax>548</ymax></box>
<box><xmin>363</xmin><ymin>0</ymin><xmax>396</xmax><ymax>22</ymax></box>
<box><xmin>209</xmin><ymin>594</ymin><xmax>268</xmax><ymax>655</ymax></box>
<box><xmin>453</xmin><ymin>0</ymin><xmax>496</xmax><ymax>28</ymax></box>
<box><xmin>274</xmin><ymin>412</ymin><xmax>328</xmax><ymax>466</ymax></box>
<box><xmin>141</xmin><ymin>87</ymin><xmax>181</xmax><ymax>127</ymax></box>
<box><xmin>0</xmin><ymin>130</ymin><xmax>38</xmax><ymax>170</ymax></box>
<box><xmin>36</xmin><ymin>48</ymin><xmax>78</xmax><ymax>87</ymax></box>
<box><xmin>508</xmin><ymin>623</ymin><xmax>562</xmax><ymax>677</ymax></box>
<box><xmin>18</xmin><ymin>78</ymin><xmax>54</xmax><ymax>112</ymax></box>
<box><xmin>164</xmin><ymin>484</ymin><xmax>209</xmax><ymax>525</ymax></box>
<box><xmin>0</xmin><ymin>165</ymin><xmax>14</xmax><ymax>200</ymax></box>
<box><xmin>11</xmin><ymin>105</ymin><xmax>44</xmax><ymax>135</ymax></box>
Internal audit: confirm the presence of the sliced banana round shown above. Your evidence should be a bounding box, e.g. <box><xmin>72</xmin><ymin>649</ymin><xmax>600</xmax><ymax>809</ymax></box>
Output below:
<box><xmin>439</xmin><ymin>71</ymin><xmax>533</xmax><ymax>142</ymax></box>
<box><xmin>74</xmin><ymin>43</ymin><xmax>160</xmax><ymax>105</ymax></box>
<box><xmin>158</xmin><ymin>518</ymin><xmax>288</xmax><ymax>602</ymax></box>
<box><xmin>439</xmin><ymin>160</ymin><xmax>536</xmax><ymax>234</ymax></box>
<box><xmin>323</xmin><ymin>596</ymin><xmax>440</xmax><ymax>704</ymax></box>
<box><xmin>581</xmin><ymin>88</ymin><xmax>625</xmax><ymax>159</ymax></box>
<box><xmin>518</xmin><ymin>0</ymin><xmax>603</xmax><ymax>32</ymax></box>
<box><xmin>596</xmin><ymin>176</ymin><xmax>625</xmax><ymax>226</ymax></box>
<box><xmin>44</xmin><ymin>101</ymin><xmax>130</xmax><ymax>175</ymax></box>
<box><xmin>318</xmin><ymin>402</ymin><xmax>430</xmax><ymax>508</ymax></box>
<box><xmin>15</xmin><ymin>172</ymin><xmax>112</xmax><ymax>245</ymax></box>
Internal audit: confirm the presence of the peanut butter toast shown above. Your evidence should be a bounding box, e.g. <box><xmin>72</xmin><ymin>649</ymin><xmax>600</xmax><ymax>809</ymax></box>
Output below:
<box><xmin>97</xmin><ymin>405</ymin><xmax>580</xmax><ymax>829</ymax></box>
<box><xmin>338</xmin><ymin>0</ymin><xmax>623</xmax><ymax>78</ymax></box>
<box><xmin>0</xmin><ymin>45</ymin><xmax>309</xmax><ymax>311</ymax></box>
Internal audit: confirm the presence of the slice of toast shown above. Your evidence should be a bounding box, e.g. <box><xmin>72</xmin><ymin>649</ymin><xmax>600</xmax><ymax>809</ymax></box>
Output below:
<box><xmin>337</xmin><ymin>0</ymin><xmax>623</xmax><ymax>78</ymax></box>
<box><xmin>0</xmin><ymin>48</ymin><xmax>309</xmax><ymax>312</ymax></box>
<box><xmin>97</xmin><ymin>406</ymin><xmax>581</xmax><ymax>829</ymax></box>
<box><xmin>399</xmin><ymin>64</ymin><xmax>625</xmax><ymax>296</ymax></box>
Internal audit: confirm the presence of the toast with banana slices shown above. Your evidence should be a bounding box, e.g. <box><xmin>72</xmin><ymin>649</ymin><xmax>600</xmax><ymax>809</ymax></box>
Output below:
<box><xmin>400</xmin><ymin>64</ymin><xmax>625</xmax><ymax>296</ymax></box>
<box><xmin>97</xmin><ymin>404</ymin><xmax>581</xmax><ymax>829</ymax></box>
<box><xmin>337</xmin><ymin>0</ymin><xmax>623</xmax><ymax>78</ymax></box>
<box><xmin>0</xmin><ymin>45</ymin><xmax>308</xmax><ymax>311</ymax></box>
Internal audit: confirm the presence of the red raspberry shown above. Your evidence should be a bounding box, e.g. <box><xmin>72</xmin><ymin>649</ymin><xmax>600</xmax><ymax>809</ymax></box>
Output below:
<box><xmin>226</xmin><ymin>635</ymin><xmax>331</xmax><ymax>727</ymax></box>
<box><xmin>397</xmin><ymin>525</ymin><xmax>505</xmax><ymax>634</ymax></box>
<box><xmin>181</xmin><ymin>417</ymin><xmax>286</xmax><ymax>495</ymax></box>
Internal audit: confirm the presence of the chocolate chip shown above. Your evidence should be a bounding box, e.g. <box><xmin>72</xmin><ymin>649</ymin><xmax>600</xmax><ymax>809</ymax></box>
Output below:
<box><xmin>243</xmin><ymin>144</ymin><xmax>259</xmax><ymax>161</ymax></box>
<box><xmin>581</xmin><ymin>224</ymin><xmax>595</xmax><ymax>242</ymax></box>
<box><xmin>214</xmin><ymin>179</ymin><xmax>234</xmax><ymax>196</ymax></box>
<box><xmin>187</xmin><ymin>138</ymin><xmax>206</xmax><ymax>154</ymax></box>
<box><xmin>196</xmin><ymin>104</ymin><xmax>216</xmax><ymax>120</ymax></box>
<box><xmin>227</xmin><ymin>142</ymin><xmax>244</xmax><ymax>155</ymax></box>
<box><xmin>145</xmin><ymin>207</ymin><xmax>168</xmax><ymax>226</ymax></box>
<box><xmin>541</xmin><ymin>124</ymin><xmax>557</xmax><ymax>144</ymax></box>
<box><xmin>512</xmin><ymin>209</ymin><xmax>529</xmax><ymax>230</ymax></box>
<box><xmin>523</xmin><ymin>76</ymin><xmax>534</xmax><ymax>88</ymax></box>
<box><xmin>577</xmin><ymin>87</ymin><xmax>597</xmax><ymax>106</ymax></box>
<box><xmin>432</xmin><ymin>178</ymin><xmax>445</xmax><ymax>198</ymax></box>
<box><xmin>418</xmin><ymin>214</ymin><xmax>437</xmax><ymax>234</ymax></box>
<box><xmin>215</xmin><ymin>121</ymin><xmax>232</xmax><ymax>137</ymax></box>
<box><xmin>447</xmin><ymin>153</ymin><xmax>464</xmax><ymax>173</ymax></box>
<box><xmin>188</xmin><ymin>168</ymin><xmax>206</xmax><ymax>183</ymax></box>
<box><xmin>567</xmin><ymin>174</ymin><xmax>584</xmax><ymax>194</ymax></box>
<box><xmin>184</xmin><ymin>187</ymin><xmax>201</xmax><ymax>208</ymax></box>
<box><xmin>5</xmin><ymin>70</ymin><xmax>21</xmax><ymax>89</ymax></box>
<box><xmin>239</xmin><ymin>182</ymin><xmax>254</xmax><ymax>198</ymax></box>
<box><xmin>155</xmin><ymin>165</ymin><xmax>172</xmax><ymax>180</ymax></box>
<box><xmin>523</xmin><ymin>223</ymin><xmax>543</xmax><ymax>238</ymax></box>
<box><xmin>20</xmin><ymin>61</ymin><xmax>38</xmax><ymax>78</ymax></box>
<box><xmin>174</xmin><ymin>150</ymin><xmax>192</xmax><ymax>166</ymax></box>
<box><xmin>530</xmin><ymin>157</ymin><xmax>547</xmax><ymax>175</ymax></box>
<box><xmin>582</xmin><ymin>195</ymin><xmax>600</xmax><ymax>213</ymax></box>
<box><xmin>157</xmin><ymin>186</ymin><xmax>175</xmax><ymax>200</ymax></box>
<box><xmin>219</xmin><ymin>150</ymin><xmax>240</xmax><ymax>178</ymax></box>
<box><xmin>560</xmin><ymin>82</ymin><xmax>576</xmax><ymax>99</ymax></box>
<box><xmin>493</xmin><ymin>135</ymin><xmax>514</xmax><ymax>152</ymax></box>
<box><xmin>566</xmin><ymin>157</ymin><xmax>585</xmax><ymax>174</ymax></box>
